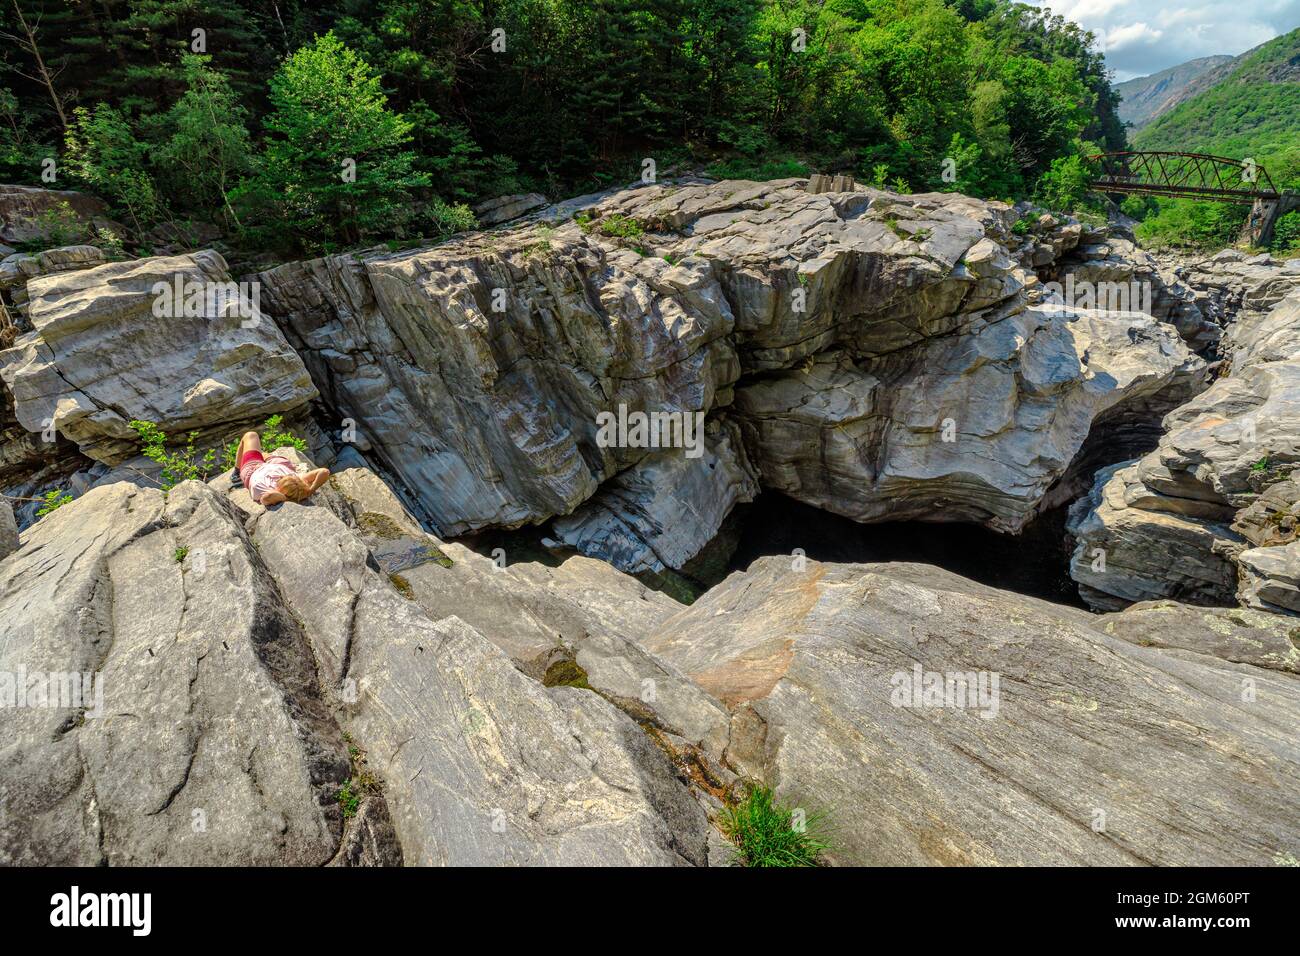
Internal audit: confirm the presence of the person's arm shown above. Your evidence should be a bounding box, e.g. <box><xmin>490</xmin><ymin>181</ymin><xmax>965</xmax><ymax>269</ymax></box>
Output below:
<box><xmin>260</xmin><ymin>491</ymin><xmax>287</xmax><ymax>506</ymax></box>
<box><xmin>304</xmin><ymin>467</ymin><xmax>331</xmax><ymax>493</ymax></box>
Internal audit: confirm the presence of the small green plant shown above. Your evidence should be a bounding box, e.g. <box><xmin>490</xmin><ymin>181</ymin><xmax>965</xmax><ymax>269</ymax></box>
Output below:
<box><xmin>94</xmin><ymin>226</ymin><xmax>125</xmax><ymax>257</ymax></box>
<box><xmin>870</xmin><ymin>163</ymin><xmax>890</xmax><ymax>189</ymax></box>
<box><xmin>130</xmin><ymin>420</ymin><xmax>218</xmax><ymax>490</ymax></box>
<box><xmin>427</xmin><ymin>198</ymin><xmax>477</xmax><ymax>237</ymax></box>
<box><xmin>596</xmin><ymin>214</ymin><xmax>645</xmax><ymax>240</ymax></box>
<box><xmin>1252</xmin><ymin>456</ymin><xmax>1271</xmax><ymax>474</ymax></box>
<box><xmin>220</xmin><ymin>414</ymin><xmax>309</xmax><ymax>471</ymax></box>
<box><xmin>335</xmin><ymin>737</ymin><xmax>381</xmax><ymax>820</ymax></box>
<box><xmin>30</xmin><ymin>201</ymin><xmax>84</xmax><ymax>248</ymax></box>
<box><xmin>1011</xmin><ymin>217</ymin><xmax>1032</xmax><ymax>237</ymax></box>
<box><xmin>336</xmin><ymin>778</ymin><xmax>362</xmax><ymax>818</ymax></box>
<box><xmin>173</xmin><ymin>545</ymin><xmax>189</xmax><ymax>563</ymax></box>
<box><xmin>718</xmin><ymin>785</ymin><xmax>831</xmax><ymax>867</ymax></box>
<box><xmin>35</xmin><ymin>489</ymin><xmax>73</xmax><ymax>517</ymax></box>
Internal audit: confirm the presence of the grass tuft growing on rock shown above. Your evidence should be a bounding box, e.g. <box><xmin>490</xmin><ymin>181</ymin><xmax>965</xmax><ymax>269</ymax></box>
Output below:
<box><xmin>719</xmin><ymin>785</ymin><xmax>831</xmax><ymax>867</ymax></box>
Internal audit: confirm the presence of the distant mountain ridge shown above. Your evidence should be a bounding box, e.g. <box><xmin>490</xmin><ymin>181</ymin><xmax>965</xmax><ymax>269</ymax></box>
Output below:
<box><xmin>1116</xmin><ymin>55</ymin><xmax>1235</xmax><ymax>131</ymax></box>
<box><xmin>1133</xmin><ymin>29</ymin><xmax>1300</xmax><ymax>158</ymax></box>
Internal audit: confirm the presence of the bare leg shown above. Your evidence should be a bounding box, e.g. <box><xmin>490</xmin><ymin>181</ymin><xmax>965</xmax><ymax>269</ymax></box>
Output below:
<box><xmin>234</xmin><ymin>431</ymin><xmax>261</xmax><ymax>467</ymax></box>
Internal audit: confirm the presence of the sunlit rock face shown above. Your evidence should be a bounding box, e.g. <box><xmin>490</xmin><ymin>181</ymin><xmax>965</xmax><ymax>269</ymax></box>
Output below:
<box><xmin>256</xmin><ymin>180</ymin><xmax>1202</xmax><ymax>567</ymax></box>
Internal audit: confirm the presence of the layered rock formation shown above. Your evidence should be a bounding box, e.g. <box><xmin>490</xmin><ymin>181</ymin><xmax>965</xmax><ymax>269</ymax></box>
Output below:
<box><xmin>256</xmin><ymin>180</ymin><xmax>1203</xmax><ymax>568</ymax></box>
<box><xmin>5</xmin><ymin>458</ymin><xmax>1297</xmax><ymax>866</ymax></box>
<box><xmin>3</xmin><ymin>176</ymin><xmax>1297</xmax><ymax>867</ymax></box>
<box><xmin>0</xmin><ymin>185</ymin><xmax>121</xmax><ymax>246</ymax></box>
<box><xmin>1068</xmin><ymin>284</ymin><xmax>1300</xmax><ymax>612</ymax></box>
<box><xmin>0</xmin><ymin>249</ymin><xmax>316</xmax><ymax>464</ymax></box>
<box><xmin>0</xmin><ymin>477</ymin><xmax>714</xmax><ymax>865</ymax></box>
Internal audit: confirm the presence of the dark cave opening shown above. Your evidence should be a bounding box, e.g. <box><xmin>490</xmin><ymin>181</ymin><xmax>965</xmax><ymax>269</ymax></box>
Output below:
<box><xmin>720</xmin><ymin>492</ymin><xmax>1085</xmax><ymax>608</ymax></box>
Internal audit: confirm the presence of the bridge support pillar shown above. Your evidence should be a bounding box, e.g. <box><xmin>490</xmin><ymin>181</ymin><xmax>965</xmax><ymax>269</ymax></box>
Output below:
<box><xmin>1240</xmin><ymin>194</ymin><xmax>1300</xmax><ymax>248</ymax></box>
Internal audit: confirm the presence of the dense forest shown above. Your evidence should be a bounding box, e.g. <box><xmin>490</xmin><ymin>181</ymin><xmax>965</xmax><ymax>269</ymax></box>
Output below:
<box><xmin>2</xmin><ymin>0</ymin><xmax>1126</xmax><ymax>256</ymax></box>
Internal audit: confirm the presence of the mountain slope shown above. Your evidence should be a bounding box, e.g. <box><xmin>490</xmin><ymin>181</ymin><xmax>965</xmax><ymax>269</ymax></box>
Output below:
<box><xmin>1134</xmin><ymin>29</ymin><xmax>1300</xmax><ymax>157</ymax></box>
<box><xmin>1116</xmin><ymin>55</ymin><xmax>1235</xmax><ymax>131</ymax></box>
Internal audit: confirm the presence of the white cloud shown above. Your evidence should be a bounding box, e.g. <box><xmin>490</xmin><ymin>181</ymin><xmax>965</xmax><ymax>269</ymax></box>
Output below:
<box><xmin>1103</xmin><ymin>22</ymin><xmax>1164</xmax><ymax>52</ymax></box>
<box><xmin>1025</xmin><ymin>0</ymin><xmax>1300</xmax><ymax>80</ymax></box>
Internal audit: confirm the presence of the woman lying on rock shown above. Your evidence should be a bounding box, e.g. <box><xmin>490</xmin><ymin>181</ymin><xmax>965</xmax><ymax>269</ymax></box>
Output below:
<box><xmin>233</xmin><ymin>430</ymin><xmax>331</xmax><ymax>506</ymax></box>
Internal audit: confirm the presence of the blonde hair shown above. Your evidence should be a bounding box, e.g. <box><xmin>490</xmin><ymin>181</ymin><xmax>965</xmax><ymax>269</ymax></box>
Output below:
<box><xmin>276</xmin><ymin>472</ymin><xmax>311</xmax><ymax>502</ymax></box>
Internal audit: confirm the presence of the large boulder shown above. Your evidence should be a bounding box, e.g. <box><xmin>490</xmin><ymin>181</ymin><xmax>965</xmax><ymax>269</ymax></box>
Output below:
<box><xmin>0</xmin><ymin>250</ymin><xmax>316</xmax><ymax>463</ymax></box>
<box><xmin>0</xmin><ymin>478</ymin><xmax>716</xmax><ymax>865</ymax></box>
<box><xmin>243</xmin><ymin>496</ymin><xmax>711</xmax><ymax>865</ymax></box>
<box><xmin>549</xmin><ymin>417</ymin><xmax>759</xmax><ymax>573</ymax></box>
<box><xmin>300</xmin><ymin>459</ymin><xmax>732</xmax><ymax>761</ymax></box>
<box><xmin>0</xmin><ymin>482</ymin><xmax>359</xmax><ymax>865</ymax></box>
<box><xmin>0</xmin><ymin>185</ymin><xmax>123</xmax><ymax>246</ymax></box>
<box><xmin>1097</xmin><ymin>600</ymin><xmax>1300</xmax><ymax>674</ymax></box>
<box><xmin>640</xmin><ymin>556</ymin><xmax>1300</xmax><ymax>865</ymax></box>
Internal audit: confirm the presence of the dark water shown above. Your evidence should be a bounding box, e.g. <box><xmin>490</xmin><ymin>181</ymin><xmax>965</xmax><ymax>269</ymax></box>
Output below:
<box><xmin>455</xmin><ymin>490</ymin><xmax>1086</xmax><ymax>609</ymax></box>
<box><xmin>724</xmin><ymin>492</ymin><xmax>1085</xmax><ymax>608</ymax></box>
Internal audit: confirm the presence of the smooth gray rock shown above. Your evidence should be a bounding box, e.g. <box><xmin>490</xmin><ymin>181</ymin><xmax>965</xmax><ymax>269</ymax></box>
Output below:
<box><xmin>1067</xmin><ymin>291</ymin><xmax>1300</xmax><ymax>610</ymax></box>
<box><xmin>1099</xmin><ymin>600</ymin><xmax>1300</xmax><ymax>674</ymax></box>
<box><xmin>0</xmin><ymin>482</ymin><xmax>358</xmax><ymax>865</ymax></box>
<box><xmin>246</xmin><ymin>492</ymin><xmax>711</xmax><ymax>865</ymax></box>
<box><xmin>0</xmin><ymin>250</ymin><xmax>317</xmax><ymax>464</ymax></box>
<box><xmin>1067</xmin><ymin>462</ymin><xmax>1243</xmax><ymax>610</ymax></box>
<box><xmin>315</xmin><ymin>461</ymin><xmax>732</xmax><ymax>760</ymax></box>
<box><xmin>1238</xmin><ymin>541</ymin><xmax>1300</xmax><ymax>615</ymax></box>
<box><xmin>642</xmin><ymin>556</ymin><xmax>1300</xmax><ymax>865</ymax></box>
<box><xmin>2</xmin><ymin>475</ymin><xmax>714</xmax><ymax>866</ymax></box>
<box><xmin>550</xmin><ymin>417</ymin><xmax>758</xmax><ymax>572</ymax></box>
<box><xmin>735</xmin><ymin>302</ymin><xmax>1203</xmax><ymax>532</ymax></box>
<box><xmin>472</xmin><ymin>192</ymin><xmax>549</xmax><ymax>226</ymax></box>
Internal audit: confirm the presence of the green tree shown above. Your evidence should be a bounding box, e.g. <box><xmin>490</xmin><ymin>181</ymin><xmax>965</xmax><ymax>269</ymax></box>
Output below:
<box><xmin>251</xmin><ymin>31</ymin><xmax>428</xmax><ymax>246</ymax></box>
<box><xmin>154</xmin><ymin>54</ymin><xmax>253</xmax><ymax>228</ymax></box>
<box><xmin>63</xmin><ymin>102</ymin><xmax>160</xmax><ymax>232</ymax></box>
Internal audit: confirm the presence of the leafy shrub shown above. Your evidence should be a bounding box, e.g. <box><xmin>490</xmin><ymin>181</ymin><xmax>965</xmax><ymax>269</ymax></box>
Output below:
<box><xmin>133</xmin><ymin>414</ymin><xmax>308</xmax><ymax>490</ymax></box>
<box><xmin>705</xmin><ymin>155</ymin><xmax>810</xmax><ymax>181</ymax></box>
<box><xmin>35</xmin><ymin>489</ymin><xmax>73</xmax><ymax>517</ymax></box>
<box><xmin>130</xmin><ymin>421</ymin><xmax>218</xmax><ymax>490</ymax></box>
<box><xmin>718</xmin><ymin>785</ymin><xmax>831</xmax><ymax>867</ymax></box>
<box><xmin>1273</xmin><ymin>210</ymin><xmax>1300</xmax><ymax>254</ymax></box>
<box><xmin>426</xmin><ymin>198</ymin><xmax>477</xmax><ymax>237</ymax></box>
<box><xmin>595</xmin><ymin>214</ymin><xmax>645</xmax><ymax>239</ymax></box>
<box><xmin>220</xmin><ymin>414</ymin><xmax>309</xmax><ymax>470</ymax></box>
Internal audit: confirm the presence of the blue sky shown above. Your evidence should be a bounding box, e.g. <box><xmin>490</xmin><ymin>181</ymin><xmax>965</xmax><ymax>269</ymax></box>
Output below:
<box><xmin>1025</xmin><ymin>0</ymin><xmax>1300</xmax><ymax>80</ymax></box>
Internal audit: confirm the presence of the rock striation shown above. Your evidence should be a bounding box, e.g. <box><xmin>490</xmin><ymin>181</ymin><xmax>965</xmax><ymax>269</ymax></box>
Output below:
<box><xmin>1068</xmin><ymin>285</ymin><xmax>1300</xmax><ymax>611</ymax></box>
<box><xmin>642</xmin><ymin>555</ymin><xmax>1300</xmax><ymax>865</ymax></box>
<box><xmin>0</xmin><ymin>249</ymin><xmax>316</xmax><ymax>464</ymax></box>
<box><xmin>255</xmin><ymin>180</ymin><xmax>1205</xmax><ymax>566</ymax></box>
